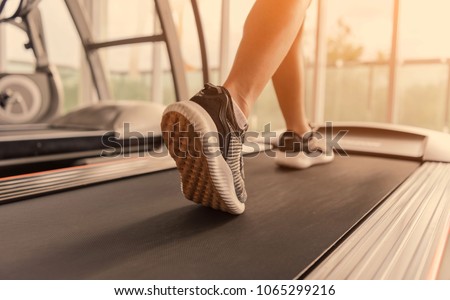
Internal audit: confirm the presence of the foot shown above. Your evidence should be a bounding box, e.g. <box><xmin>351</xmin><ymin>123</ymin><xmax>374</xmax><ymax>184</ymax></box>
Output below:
<box><xmin>275</xmin><ymin>130</ymin><xmax>334</xmax><ymax>169</ymax></box>
<box><xmin>161</xmin><ymin>83</ymin><xmax>248</xmax><ymax>214</ymax></box>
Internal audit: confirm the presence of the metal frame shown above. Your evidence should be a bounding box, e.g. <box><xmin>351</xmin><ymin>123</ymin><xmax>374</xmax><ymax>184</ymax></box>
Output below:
<box><xmin>312</xmin><ymin>0</ymin><xmax>327</xmax><ymax>124</ymax></box>
<box><xmin>191</xmin><ymin>0</ymin><xmax>209</xmax><ymax>83</ymax></box>
<box><xmin>86</xmin><ymin>35</ymin><xmax>165</xmax><ymax>51</ymax></box>
<box><xmin>0</xmin><ymin>0</ymin><xmax>23</xmax><ymax>20</ymax></box>
<box><xmin>0</xmin><ymin>24</ymin><xmax>5</xmax><ymax>71</ymax></box>
<box><xmin>24</xmin><ymin>8</ymin><xmax>48</xmax><ymax>69</ymax></box>
<box><xmin>387</xmin><ymin>0</ymin><xmax>400</xmax><ymax>123</ymax></box>
<box><xmin>65</xmin><ymin>0</ymin><xmax>210</xmax><ymax>103</ymax></box>
<box><xmin>154</xmin><ymin>0</ymin><xmax>188</xmax><ymax>101</ymax></box>
<box><xmin>151</xmin><ymin>7</ymin><xmax>163</xmax><ymax>104</ymax></box>
<box><xmin>66</xmin><ymin>0</ymin><xmax>186</xmax><ymax>101</ymax></box>
<box><xmin>78</xmin><ymin>0</ymin><xmax>95</xmax><ymax>106</ymax></box>
<box><xmin>445</xmin><ymin>59</ymin><xmax>450</xmax><ymax>133</ymax></box>
<box><xmin>219</xmin><ymin>0</ymin><xmax>230</xmax><ymax>83</ymax></box>
<box><xmin>64</xmin><ymin>0</ymin><xmax>112</xmax><ymax>100</ymax></box>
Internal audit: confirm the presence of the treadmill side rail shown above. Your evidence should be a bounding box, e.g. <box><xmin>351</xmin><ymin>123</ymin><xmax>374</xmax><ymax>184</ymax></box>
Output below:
<box><xmin>325</xmin><ymin>122</ymin><xmax>450</xmax><ymax>163</ymax></box>
<box><xmin>305</xmin><ymin>162</ymin><xmax>450</xmax><ymax>280</ymax></box>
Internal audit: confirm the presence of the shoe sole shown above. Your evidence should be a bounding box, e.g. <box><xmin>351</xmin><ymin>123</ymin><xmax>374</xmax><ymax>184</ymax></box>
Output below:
<box><xmin>275</xmin><ymin>150</ymin><xmax>334</xmax><ymax>169</ymax></box>
<box><xmin>161</xmin><ymin>101</ymin><xmax>245</xmax><ymax>215</ymax></box>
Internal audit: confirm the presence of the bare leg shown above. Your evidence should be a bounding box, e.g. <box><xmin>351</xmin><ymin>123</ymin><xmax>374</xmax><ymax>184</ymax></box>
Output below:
<box><xmin>223</xmin><ymin>0</ymin><xmax>311</xmax><ymax>117</ymax></box>
<box><xmin>272</xmin><ymin>26</ymin><xmax>310</xmax><ymax>135</ymax></box>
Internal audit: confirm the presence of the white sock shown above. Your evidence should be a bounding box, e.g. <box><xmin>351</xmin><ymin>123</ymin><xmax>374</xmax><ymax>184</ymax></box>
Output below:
<box><xmin>232</xmin><ymin>100</ymin><xmax>248</xmax><ymax>130</ymax></box>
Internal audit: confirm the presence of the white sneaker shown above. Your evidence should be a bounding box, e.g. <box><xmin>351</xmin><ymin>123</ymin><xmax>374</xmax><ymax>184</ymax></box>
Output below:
<box><xmin>275</xmin><ymin>130</ymin><xmax>334</xmax><ymax>169</ymax></box>
<box><xmin>161</xmin><ymin>83</ymin><xmax>247</xmax><ymax>214</ymax></box>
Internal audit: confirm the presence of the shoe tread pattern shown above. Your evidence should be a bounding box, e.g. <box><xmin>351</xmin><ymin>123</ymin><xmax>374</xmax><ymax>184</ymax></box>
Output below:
<box><xmin>162</xmin><ymin>111</ymin><xmax>230</xmax><ymax>213</ymax></box>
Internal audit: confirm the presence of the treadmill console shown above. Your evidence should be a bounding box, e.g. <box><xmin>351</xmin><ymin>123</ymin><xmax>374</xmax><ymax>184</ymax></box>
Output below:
<box><xmin>317</xmin><ymin>122</ymin><xmax>450</xmax><ymax>162</ymax></box>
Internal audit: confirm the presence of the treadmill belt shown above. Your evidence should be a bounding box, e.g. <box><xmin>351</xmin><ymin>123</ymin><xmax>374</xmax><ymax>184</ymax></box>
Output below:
<box><xmin>0</xmin><ymin>154</ymin><xmax>419</xmax><ymax>279</ymax></box>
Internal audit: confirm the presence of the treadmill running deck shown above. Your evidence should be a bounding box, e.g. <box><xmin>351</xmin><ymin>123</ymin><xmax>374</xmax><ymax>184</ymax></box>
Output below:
<box><xmin>0</xmin><ymin>153</ymin><xmax>419</xmax><ymax>279</ymax></box>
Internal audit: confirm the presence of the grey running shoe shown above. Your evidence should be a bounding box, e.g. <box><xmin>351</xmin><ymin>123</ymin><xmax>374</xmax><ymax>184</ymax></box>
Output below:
<box><xmin>161</xmin><ymin>83</ymin><xmax>247</xmax><ymax>214</ymax></box>
<box><xmin>275</xmin><ymin>130</ymin><xmax>334</xmax><ymax>169</ymax></box>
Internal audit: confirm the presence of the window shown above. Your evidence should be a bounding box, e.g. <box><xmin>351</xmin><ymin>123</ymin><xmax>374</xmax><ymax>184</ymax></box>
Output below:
<box><xmin>2</xmin><ymin>0</ymin><xmax>448</xmax><ymax>131</ymax></box>
<box><xmin>397</xmin><ymin>0</ymin><xmax>450</xmax><ymax>131</ymax></box>
<box><xmin>323</xmin><ymin>0</ymin><xmax>393</xmax><ymax>123</ymax></box>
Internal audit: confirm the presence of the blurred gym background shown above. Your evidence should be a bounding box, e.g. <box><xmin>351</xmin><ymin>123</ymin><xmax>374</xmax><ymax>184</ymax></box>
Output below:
<box><xmin>1</xmin><ymin>0</ymin><xmax>449</xmax><ymax>132</ymax></box>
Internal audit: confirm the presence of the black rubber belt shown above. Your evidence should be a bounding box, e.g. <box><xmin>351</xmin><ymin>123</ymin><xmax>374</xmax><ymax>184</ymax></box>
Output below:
<box><xmin>0</xmin><ymin>154</ymin><xmax>419</xmax><ymax>279</ymax></box>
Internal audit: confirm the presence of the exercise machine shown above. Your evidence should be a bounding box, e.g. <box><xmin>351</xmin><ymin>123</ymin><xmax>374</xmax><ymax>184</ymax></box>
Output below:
<box><xmin>0</xmin><ymin>123</ymin><xmax>449</xmax><ymax>279</ymax></box>
<box><xmin>0</xmin><ymin>0</ymin><xmax>448</xmax><ymax>280</ymax></box>
<box><xmin>0</xmin><ymin>0</ymin><xmax>209</xmax><ymax>173</ymax></box>
<box><xmin>0</xmin><ymin>0</ymin><xmax>62</xmax><ymax>124</ymax></box>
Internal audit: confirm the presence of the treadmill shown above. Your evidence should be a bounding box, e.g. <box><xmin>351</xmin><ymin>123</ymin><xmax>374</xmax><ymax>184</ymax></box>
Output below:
<box><xmin>0</xmin><ymin>0</ymin><xmax>207</xmax><ymax>171</ymax></box>
<box><xmin>0</xmin><ymin>0</ymin><xmax>449</xmax><ymax>280</ymax></box>
<box><xmin>0</xmin><ymin>122</ymin><xmax>449</xmax><ymax>280</ymax></box>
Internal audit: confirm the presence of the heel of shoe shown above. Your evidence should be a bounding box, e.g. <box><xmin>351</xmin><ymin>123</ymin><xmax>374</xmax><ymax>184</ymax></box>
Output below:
<box><xmin>161</xmin><ymin>102</ymin><xmax>245</xmax><ymax>214</ymax></box>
